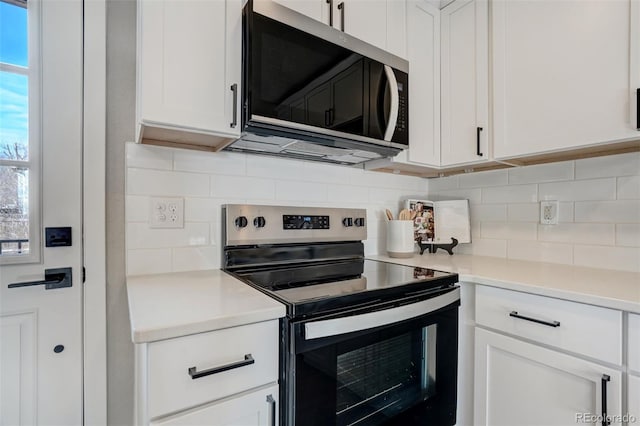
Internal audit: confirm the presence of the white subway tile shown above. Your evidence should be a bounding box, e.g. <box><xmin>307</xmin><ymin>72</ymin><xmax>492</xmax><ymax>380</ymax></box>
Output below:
<box><xmin>211</xmin><ymin>175</ymin><xmax>275</xmax><ymax>200</ymax></box>
<box><xmin>538</xmin><ymin>178</ymin><xmax>616</xmax><ymax>201</ymax></box>
<box><xmin>507</xmin><ymin>240</ymin><xmax>573</xmax><ymax>265</ymax></box>
<box><xmin>558</xmin><ymin>202</ymin><xmax>575</xmax><ymax>223</ymax></box>
<box><xmin>127</xmin><ymin>222</ymin><xmax>210</xmax><ymax>249</ymax></box>
<box><xmin>173</xmin><ymin>150</ymin><xmax>246</xmax><ymax>175</ymax></box>
<box><xmin>508</xmin><ymin>161</ymin><xmax>574</xmax><ymax>184</ymax></box>
<box><xmin>327</xmin><ymin>184</ymin><xmax>370</xmax><ymax>204</ymax></box>
<box><xmin>127</xmin><ymin>248</ymin><xmax>172</xmax><ymax>276</ymax></box>
<box><xmin>427</xmin><ymin>175</ymin><xmax>458</xmax><ymax>192</ymax></box>
<box><xmin>306</xmin><ymin>161</ymin><xmax>367</xmax><ymax>186</ymax></box>
<box><xmin>276</xmin><ymin>180</ymin><xmax>328</xmax><ymax>202</ymax></box>
<box><xmin>507</xmin><ymin>203</ymin><xmax>539</xmax><ymax>222</ymax></box>
<box><xmin>456</xmin><ymin>239</ymin><xmax>508</xmax><ymax>257</ymax></box>
<box><xmin>573</xmin><ymin>245</ymin><xmax>640</xmax><ymax>272</ymax></box>
<box><xmin>369</xmin><ymin>187</ymin><xmax>411</xmax><ymax>205</ymax></box>
<box><xmin>172</xmin><ymin>246</ymin><xmax>220</xmax><ymax>272</ymax></box>
<box><xmin>246</xmin><ymin>155</ymin><xmax>308</xmax><ymax>180</ymax></box>
<box><xmin>431</xmin><ymin>188</ymin><xmax>482</xmax><ymax>204</ymax></box>
<box><xmin>575</xmin><ymin>152</ymin><xmax>640</xmax><ymax>179</ymax></box>
<box><xmin>471</xmin><ymin>204</ymin><xmax>507</xmax><ymax>222</ymax></box>
<box><xmin>458</xmin><ymin>169</ymin><xmax>508</xmax><ymax>189</ymax></box>
<box><xmin>482</xmin><ymin>185</ymin><xmax>537</xmax><ymax>204</ymax></box>
<box><xmin>618</xmin><ymin>176</ymin><xmax>640</xmax><ymax>199</ymax></box>
<box><xmin>126</xmin><ymin>195</ymin><xmax>149</xmax><ymax>222</ymax></box>
<box><xmin>616</xmin><ymin>224</ymin><xmax>640</xmax><ymax>247</ymax></box>
<box><xmin>184</xmin><ymin>198</ymin><xmax>221</xmax><ymax>223</ymax></box>
<box><xmin>364</xmin><ymin>169</ymin><xmax>427</xmax><ymax>191</ymax></box>
<box><xmin>575</xmin><ymin>200</ymin><xmax>640</xmax><ymax>223</ymax></box>
<box><xmin>210</xmin><ymin>222</ymin><xmax>221</xmax><ymax>247</ymax></box>
<box><xmin>126</xmin><ymin>142</ymin><xmax>173</xmax><ymax>170</ymax></box>
<box><xmin>480</xmin><ymin>222</ymin><xmax>538</xmax><ymax>240</ymax></box>
<box><xmin>364</xmin><ymin>238</ymin><xmax>386</xmax><ymax>256</ymax></box>
<box><xmin>127</xmin><ymin>168</ymin><xmax>209</xmax><ymax>196</ymax></box>
<box><xmin>538</xmin><ymin>223</ymin><xmax>615</xmax><ymax>245</ymax></box>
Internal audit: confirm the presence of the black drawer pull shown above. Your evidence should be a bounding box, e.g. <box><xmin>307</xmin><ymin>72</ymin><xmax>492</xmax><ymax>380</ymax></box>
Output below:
<box><xmin>509</xmin><ymin>311</ymin><xmax>560</xmax><ymax>328</ymax></box>
<box><xmin>601</xmin><ymin>374</ymin><xmax>611</xmax><ymax>426</ymax></box>
<box><xmin>230</xmin><ymin>83</ymin><xmax>238</xmax><ymax>128</ymax></box>
<box><xmin>477</xmin><ymin>127</ymin><xmax>483</xmax><ymax>156</ymax></box>
<box><xmin>636</xmin><ymin>88</ymin><xmax>639</xmax><ymax>130</ymax></box>
<box><xmin>188</xmin><ymin>354</ymin><xmax>254</xmax><ymax>379</ymax></box>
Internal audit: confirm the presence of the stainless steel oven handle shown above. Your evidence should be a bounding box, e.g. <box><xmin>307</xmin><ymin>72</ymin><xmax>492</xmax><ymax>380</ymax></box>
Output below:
<box><xmin>383</xmin><ymin>65</ymin><xmax>399</xmax><ymax>141</ymax></box>
<box><xmin>304</xmin><ymin>287</ymin><xmax>460</xmax><ymax>340</ymax></box>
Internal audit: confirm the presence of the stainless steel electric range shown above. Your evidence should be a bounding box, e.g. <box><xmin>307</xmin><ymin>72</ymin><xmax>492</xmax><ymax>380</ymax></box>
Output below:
<box><xmin>222</xmin><ymin>205</ymin><xmax>460</xmax><ymax>426</ymax></box>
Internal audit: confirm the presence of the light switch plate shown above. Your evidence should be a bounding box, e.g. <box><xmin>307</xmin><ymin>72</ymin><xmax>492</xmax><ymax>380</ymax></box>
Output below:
<box><xmin>149</xmin><ymin>197</ymin><xmax>184</xmax><ymax>228</ymax></box>
<box><xmin>540</xmin><ymin>200</ymin><xmax>559</xmax><ymax>225</ymax></box>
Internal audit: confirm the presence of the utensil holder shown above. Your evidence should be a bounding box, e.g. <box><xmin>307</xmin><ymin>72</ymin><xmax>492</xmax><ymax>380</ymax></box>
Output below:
<box><xmin>386</xmin><ymin>220</ymin><xmax>415</xmax><ymax>258</ymax></box>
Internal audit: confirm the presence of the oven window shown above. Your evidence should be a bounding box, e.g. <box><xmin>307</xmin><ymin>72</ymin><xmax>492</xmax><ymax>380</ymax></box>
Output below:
<box><xmin>335</xmin><ymin>325</ymin><xmax>437</xmax><ymax>426</ymax></box>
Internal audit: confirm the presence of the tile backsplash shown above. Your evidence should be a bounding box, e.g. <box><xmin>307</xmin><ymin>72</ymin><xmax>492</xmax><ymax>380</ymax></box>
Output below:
<box><xmin>426</xmin><ymin>152</ymin><xmax>640</xmax><ymax>272</ymax></box>
<box><xmin>125</xmin><ymin>142</ymin><xmax>427</xmax><ymax>275</ymax></box>
<box><xmin>126</xmin><ymin>144</ymin><xmax>639</xmax><ymax>274</ymax></box>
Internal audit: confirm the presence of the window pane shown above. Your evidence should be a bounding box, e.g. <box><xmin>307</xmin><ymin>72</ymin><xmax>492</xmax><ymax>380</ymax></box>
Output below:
<box><xmin>0</xmin><ymin>71</ymin><xmax>28</xmax><ymax>160</ymax></box>
<box><xmin>0</xmin><ymin>166</ymin><xmax>29</xmax><ymax>256</ymax></box>
<box><xmin>0</xmin><ymin>1</ymin><xmax>28</xmax><ymax>67</ymax></box>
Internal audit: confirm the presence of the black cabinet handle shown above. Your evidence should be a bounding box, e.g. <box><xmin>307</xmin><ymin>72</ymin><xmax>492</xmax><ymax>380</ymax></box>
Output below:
<box><xmin>230</xmin><ymin>84</ymin><xmax>238</xmax><ymax>128</ymax></box>
<box><xmin>325</xmin><ymin>110</ymin><xmax>331</xmax><ymax>127</ymax></box>
<box><xmin>636</xmin><ymin>88</ymin><xmax>639</xmax><ymax>130</ymax></box>
<box><xmin>509</xmin><ymin>311</ymin><xmax>560</xmax><ymax>328</ymax></box>
<box><xmin>266</xmin><ymin>394</ymin><xmax>276</xmax><ymax>426</ymax></box>
<box><xmin>601</xmin><ymin>374</ymin><xmax>611</xmax><ymax>426</ymax></box>
<box><xmin>326</xmin><ymin>0</ymin><xmax>333</xmax><ymax>26</ymax></box>
<box><xmin>8</xmin><ymin>267</ymin><xmax>72</xmax><ymax>290</ymax></box>
<box><xmin>338</xmin><ymin>2</ymin><xmax>344</xmax><ymax>31</ymax></box>
<box><xmin>188</xmin><ymin>354</ymin><xmax>254</xmax><ymax>379</ymax></box>
<box><xmin>477</xmin><ymin>127</ymin><xmax>483</xmax><ymax>156</ymax></box>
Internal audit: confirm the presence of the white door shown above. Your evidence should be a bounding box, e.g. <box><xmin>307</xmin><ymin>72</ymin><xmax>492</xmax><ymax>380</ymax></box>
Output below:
<box><xmin>0</xmin><ymin>0</ymin><xmax>84</xmax><ymax>424</ymax></box>
<box><xmin>474</xmin><ymin>328</ymin><xmax>623</xmax><ymax>426</ymax></box>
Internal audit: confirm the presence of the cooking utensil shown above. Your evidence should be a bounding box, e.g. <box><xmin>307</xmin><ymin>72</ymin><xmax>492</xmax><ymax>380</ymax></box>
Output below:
<box><xmin>385</xmin><ymin>209</ymin><xmax>394</xmax><ymax>221</ymax></box>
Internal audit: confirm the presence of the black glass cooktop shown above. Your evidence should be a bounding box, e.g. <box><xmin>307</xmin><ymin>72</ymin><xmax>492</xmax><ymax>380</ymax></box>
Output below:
<box><xmin>229</xmin><ymin>259</ymin><xmax>458</xmax><ymax>318</ymax></box>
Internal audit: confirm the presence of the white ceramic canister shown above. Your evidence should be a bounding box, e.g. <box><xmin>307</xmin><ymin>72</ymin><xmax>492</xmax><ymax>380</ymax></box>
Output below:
<box><xmin>386</xmin><ymin>220</ymin><xmax>415</xmax><ymax>258</ymax></box>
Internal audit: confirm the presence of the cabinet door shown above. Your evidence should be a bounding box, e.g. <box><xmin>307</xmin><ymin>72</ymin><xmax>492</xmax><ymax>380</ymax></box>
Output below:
<box><xmin>386</xmin><ymin>0</ymin><xmax>407</xmax><ymax>59</ymax></box>
<box><xmin>406</xmin><ymin>0</ymin><xmax>440</xmax><ymax>166</ymax></box>
<box><xmin>475</xmin><ymin>328</ymin><xmax>622</xmax><ymax>426</ymax></box>
<box><xmin>492</xmin><ymin>0</ymin><xmax>639</xmax><ymax>160</ymax></box>
<box><xmin>440</xmin><ymin>0</ymin><xmax>489</xmax><ymax>166</ymax></box>
<box><xmin>336</xmin><ymin>0</ymin><xmax>387</xmax><ymax>51</ymax></box>
<box><xmin>137</xmin><ymin>0</ymin><xmax>241</xmax><ymax>138</ymax></box>
<box><xmin>272</xmin><ymin>0</ymin><xmax>328</xmax><ymax>23</ymax></box>
<box><xmin>630</xmin><ymin>375</ymin><xmax>640</xmax><ymax>426</ymax></box>
<box><xmin>151</xmin><ymin>385</ymin><xmax>278</xmax><ymax>426</ymax></box>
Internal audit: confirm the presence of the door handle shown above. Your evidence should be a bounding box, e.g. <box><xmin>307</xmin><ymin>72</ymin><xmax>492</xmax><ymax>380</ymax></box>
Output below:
<box><xmin>636</xmin><ymin>88</ymin><xmax>639</xmax><ymax>130</ymax></box>
<box><xmin>383</xmin><ymin>65</ymin><xmax>399</xmax><ymax>141</ymax></box>
<box><xmin>266</xmin><ymin>394</ymin><xmax>276</xmax><ymax>426</ymax></box>
<box><xmin>326</xmin><ymin>0</ymin><xmax>333</xmax><ymax>26</ymax></box>
<box><xmin>601</xmin><ymin>374</ymin><xmax>610</xmax><ymax>426</ymax></box>
<box><xmin>477</xmin><ymin>127</ymin><xmax>483</xmax><ymax>156</ymax></box>
<box><xmin>188</xmin><ymin>354</ymin><xmax>254</xmax><ymax>379</ymax></box>
<box><xmin>509</xmin><ymin>311</ymin><xmax>560</xmax><ymax>328</ymax></box>
<box><xmin>337</xmin><ymin>2</ymin><xmax>344</xmax><ymax>31</ymax></box>
<box><xmin>8</xmin><ymin>267</ymin><xmax>72</xmax><ymax>290</ymax></box>
<box><xmin>230</xmin><ymin>83</ymin><xmax>238</xmax><ymax>128</ymax></box>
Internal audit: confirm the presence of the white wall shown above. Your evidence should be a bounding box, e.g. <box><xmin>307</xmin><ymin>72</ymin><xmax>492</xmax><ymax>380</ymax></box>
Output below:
<box><xmin>426</xmin><ymin>152</ymin><xmax>640</xmax><ymax>272</ymax></box>
<box><xmin>125</xmin><ymin>143</ymin><xmax>428</xmax><ymax>275</ymax></box>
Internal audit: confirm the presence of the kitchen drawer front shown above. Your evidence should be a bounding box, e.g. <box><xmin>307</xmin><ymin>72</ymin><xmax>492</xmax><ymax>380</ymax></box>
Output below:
<box><xmin>629</xmin><ymin>313</ymin><xmax>640</xmax><ymax>373</ymax></box>
<box><xmin>475</xmin><ymin>285</ymin><xmax>622</xmax><ymax>364</ymax></box>
<box><xmin>148</xmin><ymin>320</ymin><xmax>279</xmax><ymax>419</ymax></box>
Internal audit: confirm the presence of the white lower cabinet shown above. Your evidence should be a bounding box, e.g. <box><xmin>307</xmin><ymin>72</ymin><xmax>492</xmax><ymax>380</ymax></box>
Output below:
<box><xmin>629</xmin><ymin>375</ymin><xmax>640</xmax><ymax>425</ymax></box>
<box><xmin>151</xmin><ymin>384</ymin><xmax>278</xmax><ymax>426</ymax></box>
<box><xmin>474</xmin><ymin>328</ymin><xmax>623</xmax><ymax>426</ymax></box>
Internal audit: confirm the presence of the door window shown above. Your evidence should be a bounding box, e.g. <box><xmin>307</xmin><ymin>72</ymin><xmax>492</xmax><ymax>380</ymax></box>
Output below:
<box><xmin>0</xmin><ymin>0</ymin><xmax>40</xmax><ymax>262</ymax></box>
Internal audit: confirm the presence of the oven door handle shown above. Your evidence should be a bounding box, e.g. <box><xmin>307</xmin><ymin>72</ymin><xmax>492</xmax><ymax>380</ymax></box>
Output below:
<box><xmin>304</xmin><ymin>287</ymin><xmax>460</xmax><ymax>340</ymax></box>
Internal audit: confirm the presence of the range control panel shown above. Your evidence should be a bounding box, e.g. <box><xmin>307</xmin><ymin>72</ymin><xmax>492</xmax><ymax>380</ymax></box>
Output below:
<box><xmin>223</xmin><ymin>204</ymin><xmax>367</xmax><ymax>246</ymax></box>
<box><xmin>283</xmin><ymin>215</ymin><xmax>330</xmax><ymax>230</ymax></box>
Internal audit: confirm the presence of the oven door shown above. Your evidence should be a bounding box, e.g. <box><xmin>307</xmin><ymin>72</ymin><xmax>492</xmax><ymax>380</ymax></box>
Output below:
<box><xmin>284</xmin><ymin>288</ymin><xmax>459</xmax><ymax>426</ymax></box>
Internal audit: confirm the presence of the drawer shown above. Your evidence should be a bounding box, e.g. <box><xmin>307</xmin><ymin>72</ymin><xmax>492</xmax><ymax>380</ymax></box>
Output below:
<box><xmin>475</xmin><ymin>285</ymin><xmax>622</xmax><ymax>364</ymax></box>
<box><xmin>629</xmin><ymin>313</ymin><xmax>640</xmax><ymax>373</ymax></box>
<box><xmin>147</xmin><ymin>320</ymin><xmax>279</xmax><ymax>419</ymax></box>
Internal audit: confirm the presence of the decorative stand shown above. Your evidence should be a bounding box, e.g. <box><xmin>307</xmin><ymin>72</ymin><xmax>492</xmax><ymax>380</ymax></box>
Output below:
<box><xmin>418</xmin><ymin>237</ymin><xmax>459</xmax><ymax>256</ymax></box>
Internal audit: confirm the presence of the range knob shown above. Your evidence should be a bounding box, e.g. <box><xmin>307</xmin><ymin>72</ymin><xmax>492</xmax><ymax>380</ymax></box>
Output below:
<box><xmin>342</xmin><ymin>217</ymin><xmax>353</xmax><ymax>227</ymax></box>
<box><xmin>253</xmin><ymin>216</ymin><xmax>266</xmax><ymax>228</ymax></box>
<box><xmin>354</xmin><ymin>217</ymin><xmax>365</xmax><ymax>227</ymax></box>
<box><xmin>234</xmin><ymin>216</ymin><xmax>248</xmax><ymax>228</ymax></box>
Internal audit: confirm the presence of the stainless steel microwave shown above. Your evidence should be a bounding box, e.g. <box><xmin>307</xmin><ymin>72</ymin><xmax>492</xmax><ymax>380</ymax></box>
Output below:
<box><xmin>225</xmin><ymin>0</ymin><xmax>410</xmax><ymax>166</ymax></box>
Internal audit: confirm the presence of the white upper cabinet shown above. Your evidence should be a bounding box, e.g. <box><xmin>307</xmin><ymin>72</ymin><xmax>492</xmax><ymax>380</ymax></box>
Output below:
<box><xmin>335</xmin><ymin>0</ymin><xmax>388</xmax><ymax>52</ymax></box>
<box><xmin>272</xmin><ymin>0</ymin><xmax>328</xmax><ymax>22</ymax></box>
<box><xmin>406</xmin><ymin>0</ymin><xmax>440</xmax><ymax>166</ymax></box>
<box><xmin>440</xmin><ymin>0</ymin><xmax>489</xmax><ymax>167</ymax></box>
<box><xmin>386</xmin><ymin>0</ymin><xmax>407</xmax><ymax>59</ymax></box>
<box><xmin>492</xmin><ymin>0</ymin><xmax>640</xmax><ymax>160</ymax></box>
<box><xmin>136</xmin><ymin>0</ymin><xmax>242</xmax><ymax>150</ymax></box>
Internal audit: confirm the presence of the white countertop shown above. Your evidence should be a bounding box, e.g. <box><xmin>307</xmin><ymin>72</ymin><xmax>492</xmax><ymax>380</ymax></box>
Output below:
<box><xmin>127</xmin><ymin>269</ymin><xmax>286</xmax><ymax>343</ymax></box>
<box><xmin>368</xmin><ymin>253</ymin><xmax>640</xmax><ymax>314</ymax></box>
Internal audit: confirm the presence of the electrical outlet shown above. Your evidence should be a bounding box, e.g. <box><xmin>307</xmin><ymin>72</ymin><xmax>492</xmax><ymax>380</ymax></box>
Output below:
<box><xmin>149</xmin><ymin>197</ymin><xmax>184</xmax><ymax>228</ymax></box>
<box><xmin>540</xmin><ymin>200</ymin><xmax>559</xmax><ymax>225</ymax></box>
